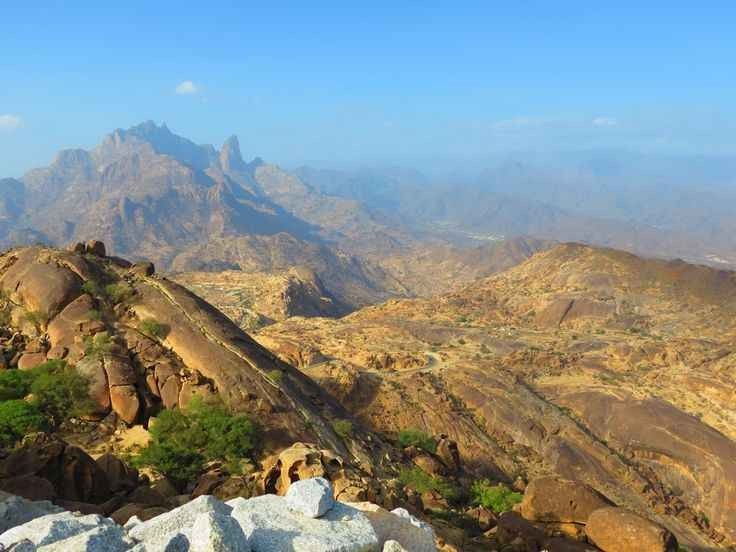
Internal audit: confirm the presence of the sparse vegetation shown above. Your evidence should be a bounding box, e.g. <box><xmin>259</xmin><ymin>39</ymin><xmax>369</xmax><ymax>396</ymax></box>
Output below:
<box><xmin>138</xmin><ymin>318</ymin><xmax>166</xmax><ymax>339</ymax></box>
<box><xmin>0</xmin><ymin>400</ymin><xmax>47</xmax><ymax>448</ymax></box>
<box><xmin>21</xmin><ymin>309</ymin><xmax>48</xmax><ymax>331</ymax></box>
<box><xmin>104</xmin><ymin>282</ymin><xmax>132</xmax><ymax>304</ymax></box>
<box><xmin>470</xmin><ymin>479</ymin><xmax>523</xmax><ymax>513</ymax></box>
<box><xmin>134</xmin><ymin>398</ymin><xmax>259</xmax><ymax>482</ymax></box>
<box><xmin>332</xmin><ymin>419</ymin><xmax>353</xmax><ymax>438</ymax></box>
<box><xmin>399</xmin><ymin>467</ymin><xmax>459</xmax><ymax>501</ymax></box>
<box><xmin>398</xmin><ymin>428</ymin><xmax>437</xmax><ymax>453</ymax></box>
<box><xmin>84</xmin><ymin>331</ymin><xmax>114</xmax><ymax>357</ymax></box>
<box><xmin>0</xmin><ymin>360</ymin><xmax>91</xmax><ymax>446</ymax></box>
<box><xmin>266</xmin><ymin>369</ymin><xmax>283</xmax><ymax>384</ymax></box>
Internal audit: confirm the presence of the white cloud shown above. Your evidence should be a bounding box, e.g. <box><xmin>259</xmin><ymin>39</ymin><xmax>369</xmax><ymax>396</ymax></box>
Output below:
<box><xmin>0</xmin><ymin>114</ymin><xmax>22</xmax><ymax>131</ymax></box>
<box><xmin>175</xmin><ymin>80</ymin><xmax>199</xmax><ymax>95</ymax></box>
<box><xmin>592</xmin><ymin>116</ymin><xmax>617</xmax><ymax>127</ymax></box>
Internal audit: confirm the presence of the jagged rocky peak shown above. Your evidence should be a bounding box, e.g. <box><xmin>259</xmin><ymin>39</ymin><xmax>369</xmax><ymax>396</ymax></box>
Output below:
<box><xmin>94</xmin><ymin>121</ymin><xmax>218</xmax><ymax>171</ymax></box>
<box><xmin>219</xmin><ymin>135</ymin><xmax>246</xmax><ymax>172</ymax></box>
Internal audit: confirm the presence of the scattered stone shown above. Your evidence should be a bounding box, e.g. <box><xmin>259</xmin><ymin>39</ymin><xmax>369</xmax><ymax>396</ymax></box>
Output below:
<box><xmin>585</xmin><ymin>507</ymin><xmax>678</xmax><ymax>552</ymax></box>
<box><xmin>285</xmin><ymin>477</ymin><xmax>335</xmax><ymax>518</ymax></box>
<box><xmin>383</xmin><ymin>540</ymin><xmax>409</xmax><ymax>552</ymax></box>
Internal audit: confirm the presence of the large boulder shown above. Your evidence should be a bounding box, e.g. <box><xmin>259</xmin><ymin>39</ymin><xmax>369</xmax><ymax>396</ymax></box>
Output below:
<box><xmin>349</xmin><ymin>502</ymin><xmax>436</xmax><ymax>552</ymax></box>
<box><xmin>0</xmin><ymin>249</ymin><xmax>83</xmax><ymax>320</ymax></box>
<box><xmin>0</xmin><ymin>435</ymin><xmax>110</xmax><ymax>504</ymax></box>
<box><xmin>96</xmin><ymin>453</ymin><xmax>139</xmax><ymax>493</ymax></box>
<box><xmin>36</xmin><ymin>523</ymin><xmax>132</xmax><ymax>551</ymax></box>
<box><xmin>261</xmin><ymin>442</ymin><xmax>345</xmax><ymax>496</ymax></box>
<box><xmin>230</xmin><ymin>494</ymin><xmax>379</xmax><ymax>551</ymax></box>
<box><xmin>285</xmin><ymin>477</ymin><xmax>335</xmax><ymax>518</ymax></box>
<box><xmin>585</xmin><ymin>507</ymin><xmax>678</xmax><ymax>552</ymax></box>
<box><xmin>190</xmin><ymin>510</ymin><xmax>250</xmax><ymax>552</ymax></box>
<box><xmin>0</xmin><ymin>475</ymin><xmax>56</xmax><ymax>502</ymax></box>
<box><xmin>0</xmin><ymin>511</ymin><xmax>114</xmax><ymax>549</ymax></box>
<box><xmin>0</xmin><ymin>493</ymin><xmax>64</xmax><ymax>533</ymax></box>
<box><xmin>520</xmin><ymin>476</ymin><xmax>611</xmax><ymax>524</ymax></box>
<box><xmin>127</xmin><ymin>495</ymin><xmax>232</xmax><ymax>547</ymax></box>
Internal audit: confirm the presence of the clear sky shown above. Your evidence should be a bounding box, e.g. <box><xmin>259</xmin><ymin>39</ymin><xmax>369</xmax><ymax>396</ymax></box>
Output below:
<box><xmin>1</xmin><ymin>1</ymin><xmax>735</xmax><ymax>176</ymax></box>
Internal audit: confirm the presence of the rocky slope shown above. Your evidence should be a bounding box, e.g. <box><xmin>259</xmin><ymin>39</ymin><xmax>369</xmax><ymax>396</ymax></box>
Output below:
<box><xmin>251</xmin><ymin>243</ymin><xmax>736</xmax><ymax>550</ymax></box>
<box><xmin>0</xmin><ymin>242</ymin><xmax>354</xmax><ymax>454</ymax></box>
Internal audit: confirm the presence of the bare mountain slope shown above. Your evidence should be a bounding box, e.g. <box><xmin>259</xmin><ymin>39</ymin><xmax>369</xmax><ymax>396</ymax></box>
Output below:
<box><xmin>252</xmin><ymin>244</ymin><xmax>736</xmax><ymax>549</ymax></box>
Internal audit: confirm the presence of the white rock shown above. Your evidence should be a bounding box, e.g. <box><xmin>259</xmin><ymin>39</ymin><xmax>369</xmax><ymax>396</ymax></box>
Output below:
<box><xmin>390</xmin><ymin>508</ymin><xmax>434</xmax><ymax>537</ymax></box>
<box><xmin>0</xmin><ymin>495</ymin><xmax>64</xmax><ymax>533</ymax></box>
<box><xmin>127</xmin><ymin>533</ymin><xmax>189</xmax><ymax>552</ymax></box>
<box><xmin>383</xmin><ymin>540</ymin><xmax>408</xmax><ymax>552</ymax></box>
<box><xmin>127</xmin><ymin>495</ymin><xmax>232</xmax><ymax>547</ymax></box>
<box><xmin>0</xmin><ymin>512</ymin><xmax>112</xmax><ymax>549</ymax></box>
<box><xmin>285</xmin><ymin>477</ymin><xmax>335</xmax><ymax>518</ymax></box>
<box><xmin>36</xmin><ymin>523</ymin><xmax>133</xmax><ymax>551</ymax></box>
<box><xmin>348</xmin><ymin>503</ymin><xmax>436</xmax><ymax>552</ymax></box>
<box><xmin>230</xmin><ymin>494</ymin><xmax>379</xmax><ymax>551</ymax></box>
<box><xmin>190</xmin><ymin>511</ymin><xmax>250</xmax><ymax>552</ymax></box>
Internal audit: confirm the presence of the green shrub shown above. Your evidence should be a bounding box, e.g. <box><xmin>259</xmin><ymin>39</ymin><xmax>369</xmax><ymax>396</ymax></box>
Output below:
<box><xmin>470</xmin><ymin>480</ymin><xmax>522</xmax><ymax>513</ymax></box>
<box><xmin>21</xmin><ymin>310</ymin><xmax>48</xmax><ymax>331</ymax></box>
<box><xmin>399</xmin><ymin>467</ymin><xmax>459</xmax><ymax>501</ymax></box>
<box><xmin>332</xmin><ymin>419</ymin><xmax>353</xmax><ymax>438</ymax></box>
<box><xmin>0</xmin><ymin>369</ymin><xmax>35</xmax><ymax>401</ymax></box>
<box><xmin>266</xmin><ymin>369</ymin><xmax>283</xmax><ymax>384</ymax></box>
<box><xmin>135</xmin><ymin>398</ymin><xmax>259</xmax><ymax>482</ymax></box>
<box><xmin>86</xmin><ymin>309</ymin><xmax>102</xmax><ymax>321</ymax></box>
<box><xmin>138</xmin><ymin>318</ymin><xmax>165</xmax><ymax>339</ymax></box>
<box><xmin>105</xmin><ymin>283</ymin><xmax>132</xmax><ymax>304</ymax></box>
<box><xmin>0</xmin><ymin>400</ymin><xmax>48</xmax><ymax>447</ymax></box>
<box><xmin>398</xmin><ymin>428</ymin><xmax>437</xmax><ymax>453</ymax></box>
<box><xmin>81</xmin><ymin>280</ymin><xmax>104</xmax><ymax>297</ymax></box>
<box><xmin>0</xmin><ymin>361</ymin><xmax>90</xmax><ymax>437</ymax></box>
<box><xmin>28</xmin><ymin>360</ymin><xmax>92</xmax><ymax>426</ymax></box>
<box><xmin>84</xmin><ymin>332</ymin><xmax>114</xmax><ymax>357</ymax></box>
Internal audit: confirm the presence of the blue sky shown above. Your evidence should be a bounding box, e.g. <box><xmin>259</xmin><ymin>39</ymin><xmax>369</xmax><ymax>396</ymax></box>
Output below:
<box><xmin>1</xmin><ymin>1</ymin><xmax>735</xmax><ymax>176</ymax></box>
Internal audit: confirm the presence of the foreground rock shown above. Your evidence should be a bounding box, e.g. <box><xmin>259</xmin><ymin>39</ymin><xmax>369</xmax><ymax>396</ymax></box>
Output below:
<box><xmin>585</xmin><ymin>507</ymin><xmax>678</xmax><ymax>552</ymax></box>
<box><xmin>285</xmin><ymin>477</ymin><xmax>334</xmax><ymax>518</ymax></box>
<box><xmin>0</xmin><ymin>478</ymin><xmax>438</xmax><ymax>551</ymax></box>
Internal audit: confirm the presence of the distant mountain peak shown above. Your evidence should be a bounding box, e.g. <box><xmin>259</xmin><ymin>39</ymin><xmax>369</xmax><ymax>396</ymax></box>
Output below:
<box><xmin>220</xmin><ymin>135</ymin><xmax>245</xmax><ymax>172</ymax></box>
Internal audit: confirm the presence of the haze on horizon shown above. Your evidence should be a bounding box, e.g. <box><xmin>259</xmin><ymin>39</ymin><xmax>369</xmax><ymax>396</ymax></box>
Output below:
<box><xmin>2</xmin><ymin>1</ymin><xmax>736</xmax><ymax>178</ymax></box>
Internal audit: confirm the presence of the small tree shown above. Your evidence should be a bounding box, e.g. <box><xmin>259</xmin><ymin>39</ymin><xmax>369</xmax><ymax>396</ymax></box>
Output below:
<box><xmin>28</xmin><ymin>360</ymin><xmax>93</xmax><ymax>426</ymax></box>
<box><xmin>0</xmin><ymin>400</ymin><xmax>47</xmax><ymax>448</ymax></box>
<box><xmin>84</xmin><ymin>332</ymin><xmax>114</xmax><ymax>357</ymax></box>
<box><xmin>398</xmin><ymin>428</ymin><xmax>437</xmax><ymax>453</ymax></box>
<box><xmin>470</xmin><ymin>480</ymin><xmax>522</xmax><ymax>513</ymax></box>
<box><xmin>332</xmin><ymin>419</ymin><xmax>353</xmax><ymax>438</ymax></box>
<box><xmin>138</xmin><ymin>318</ymin><xmax>165</xmax><ymax>339</ymax></box>
<box><xmin>399</xmin><ymin>467</ymin><xmax>459</xmax><ymax>501</ymax></box>
<box><xmin>135</xmin><ymin>398</ymin><xmax>259</xmax><ymax>483</ymax></box>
